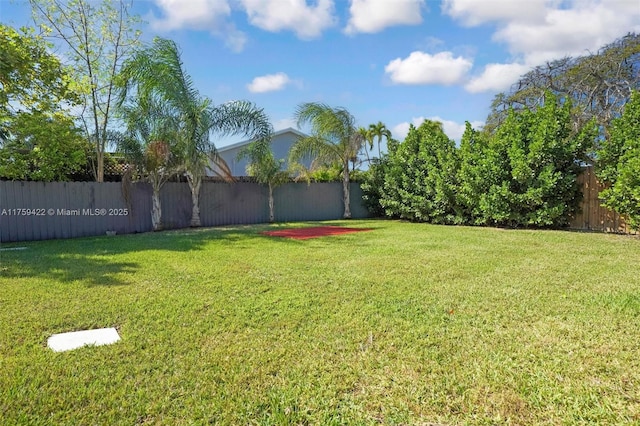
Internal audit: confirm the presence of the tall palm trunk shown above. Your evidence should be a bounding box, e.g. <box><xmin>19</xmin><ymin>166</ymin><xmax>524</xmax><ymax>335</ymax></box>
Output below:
<box><xmin>186</xmin><ymin>172</ymin><xmax>202</xmax><ymax>227</ymax></box>
<box><xmin>268</xmin><ymin>183</ymin><xmax>275</xmax><ymax>223</ymax></box>
<box><xmin>342</xmin><ymin>159</ymin><xmax>351</xmax><ymax>219</ymax></box>
<box><xmin>150</xmin><ymin>176</ymin><xmax>163</xmax><ymax>231</ymax></box>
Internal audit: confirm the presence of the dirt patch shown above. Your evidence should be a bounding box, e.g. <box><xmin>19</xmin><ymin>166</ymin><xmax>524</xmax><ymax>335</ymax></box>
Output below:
<box><xmin>261</xmin><ymin>226</ymin><xmax>372</xmax><ymax>240</ymax></box>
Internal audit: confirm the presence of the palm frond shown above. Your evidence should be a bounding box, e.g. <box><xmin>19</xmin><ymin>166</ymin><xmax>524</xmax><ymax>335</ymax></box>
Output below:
<box><xmin>210</xmin><ymin>100</ymin><xmax>273</xmax><ymax>142</ymax></box>
<box><xmin>289</xmin><ymin>135</ymin><xmax>338</xmax><ymax>167</ymax></box>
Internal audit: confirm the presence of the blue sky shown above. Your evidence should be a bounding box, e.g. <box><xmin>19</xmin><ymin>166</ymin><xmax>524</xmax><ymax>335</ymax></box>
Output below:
<box><xmin>2</xmin><ymin>0</ymin><xmax>639</xmax><ymax>148</ymax></box>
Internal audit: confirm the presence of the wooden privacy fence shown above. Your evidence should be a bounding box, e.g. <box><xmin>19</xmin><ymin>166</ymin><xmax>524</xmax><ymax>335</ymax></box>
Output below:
<box><xmin>570</xmin><ymin>166</ymin><xmax>636</xmax><ymax>234</ymax></box>
<box><xmin>0</xmin><ymin>181</ymin><xmax>370</xmax><ymax>242</ymax></box>
<box><xmin>1</xmin><ymin>167</ymin><xmax>635</xmax><ymax>242</ymax></box>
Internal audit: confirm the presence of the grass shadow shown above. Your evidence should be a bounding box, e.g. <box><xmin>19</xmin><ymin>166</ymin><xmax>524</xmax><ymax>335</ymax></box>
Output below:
<box><xmin>0</xmin><ymin>226</ymin><xmax>255</xmax><ymax>286</ymax></box>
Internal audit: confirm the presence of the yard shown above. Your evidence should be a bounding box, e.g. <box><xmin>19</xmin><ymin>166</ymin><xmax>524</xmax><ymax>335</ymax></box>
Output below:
<box><xmin>1</xmin><ymin>220</ymin><xmax>639</xmax><ymax>425</ymax></box>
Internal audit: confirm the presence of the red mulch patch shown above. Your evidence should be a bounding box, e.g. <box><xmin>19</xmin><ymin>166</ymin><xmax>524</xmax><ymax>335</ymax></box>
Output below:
<box><xmin>261</xmin><ymin>226</ymin><xmax>372</xmax><ymax>240</ymax></box>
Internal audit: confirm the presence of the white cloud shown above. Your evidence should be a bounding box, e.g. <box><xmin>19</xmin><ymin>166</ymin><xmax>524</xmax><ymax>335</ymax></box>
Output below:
<box><xmin>240</xmin><ymin>0</ymin><xmax>336</xmax><ymax>39</ymax></box>
<box><xmin>345</xmin><ymin>0</ymin><xmax>424</xmax><ymax>34</ymax></box>
<box><xmin>392</xmin><ymin>117</ymin><xmax>424</xmax><ymax>141</ymax></box>
<box><xmin>445</xmin><ymin>0</ymin><xmax>640</xmax><ymax>95</ymax></box>
<box><xmin>151</xmin><ymin>0</ymin><xmax>231</xmax><ymax>30</ymax></box>
<box><xmin>392</xmin><ymin>117</ymin><xmax>484</xmax><ymax>142</ymax></box>
<box><xmin>494</xmin><ymin>3</ymin><xmax>640</xmax><ymax>65</ymax></box>
<box><xmin>385</xmin><ymin>51</ymin><xmax>473</xmax><ymax>85</ymax></box>
<box><xmin>247</xmin><ymin>72</ymin><xmax>292</xmax><ymax>93</ymax></box>
<box><xmin>442</xmin><ymin>0</ymin><xmax>550</xmax><ymax>26</ymax></box>
<box><xmin>150</xmin><ymin>0</ymin><xmax>247</xmax><ymax>52</ymax></box>
<box><xmin>446</xmin><ymin>0</ymin><xmax>640</xmax><ymax>64</ymax></box>
<box><xmin>464</xmin><ymin>62</ymin><xmax>530</xmax><ymax>93</ymax></box>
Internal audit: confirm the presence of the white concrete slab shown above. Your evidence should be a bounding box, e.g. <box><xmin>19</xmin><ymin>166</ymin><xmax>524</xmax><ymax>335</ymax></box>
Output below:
<box><xmin>47</xmin><ymin>328</ymin><xmax>121</xmax><ymax>352</ymax></box>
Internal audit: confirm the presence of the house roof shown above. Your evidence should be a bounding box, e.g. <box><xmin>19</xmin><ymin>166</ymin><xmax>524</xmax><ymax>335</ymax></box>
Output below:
<box><xmin>216</xmin><ymin>127</ymin><xmax>307</xmax><ymax>153</ymax></box>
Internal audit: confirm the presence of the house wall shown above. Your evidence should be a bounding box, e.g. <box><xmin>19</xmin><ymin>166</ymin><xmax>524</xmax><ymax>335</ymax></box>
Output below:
<box><xmin>211</xmin><ymin>130</ymin><xmax>312</xmax><ymax>177</ymax></box>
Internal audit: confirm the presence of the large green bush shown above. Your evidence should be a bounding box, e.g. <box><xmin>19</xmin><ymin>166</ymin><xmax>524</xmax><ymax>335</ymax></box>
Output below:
<box><xmin>373</xmin><ymin>94</ymin><xmax>593</xmax><ymax>228</ymax></box>
<box><xmin>379</xmin><ymin>120</ymin><xmax>460</xmax><ymax>224</ymax></box>
<box><xmin>469</xmin><ymin>95</ymin><xmax>592</xmax><ymax>227</ymax></box>
<box><xmin>597</xmin><ymin>90</ymin><xmax>640</xmax><ymax>230</ymax></box>
<box><xmin>360</xmin><ymin>157</ymin><xmax>389</xmax><ymax>217</ymax></box>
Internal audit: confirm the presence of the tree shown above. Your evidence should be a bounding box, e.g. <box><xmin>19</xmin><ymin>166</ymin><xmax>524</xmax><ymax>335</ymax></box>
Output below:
<box><xmin>379</xmin><ymin>120</ymin><xmax>460</xmax><ymax>224</ymax></box>
<box><xmin>457</xmin><ymin>122</ymin><xmax>491</xmax><ymax>224</ymax></box>
<box><xmin>368</xmin><ymin>121</ymin><xmax>392</xmax><ymax>159</ymax></box>
<box><xmin>478</xmin><ymin>93</ymin><xmax>594</xmax><ymax>227</ymax></box>
<box><xmin>289</xmin><ymin>103</ymin><xmax>364</xmax><ymax>219</ymax></box>
<box><xmin>357</xmin><ymin>126</ymin><xmax>373</xmax><ymax>164</ymax></box>
<box><xmin>30</xmin><ymin>0</ymin><xmax>141</xmax><ymax>182</ymax></box>
<box><xmin>117</xmin><ymin>37</ymin><xmax>272</xmax><ymax>227</ymax></box>
<box><xmin>0</xmin><ymin>112</ymin><xmax>90</xmax><ymax>181</ymax></box>
<box><xmin>486</xmin><ymin>33</ymin><xmax>639</xmax><ymax>155</ymax></box>
<box><xmin>360</xmin><ymin>151</ymin><xmax>391</xmax><ymax>217</ymax></box>
<box><xmin>0</xmin><ymin>24</ymin><xmax>88</xmax><ymax>181</ymax></box>
<box><xmin>597</xmin><ymin>90</ymin><xmax>640</xmax><ymax>230</ymax></box>
<box><xmin>238</xmin><ymin>139</ymin><xmax>290</xmax><ymax>223</ymax></box>
<box><xmin>118</xmin><ymin>95</ymin><xmax>180</xmax><ymax>231</ymax></box>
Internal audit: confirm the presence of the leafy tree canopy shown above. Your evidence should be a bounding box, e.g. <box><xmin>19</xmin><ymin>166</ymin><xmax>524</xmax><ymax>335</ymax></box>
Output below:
<box><xmin>597</xmin><ymin>90</ymin><xmax>640</xmax><ymax>230</ymax></box>
<box><xmin>30</xmin><ymin>0</ymin><xmax>142</xmax><ymax>181</ymax></box>
<box><xmin>0</xmin><ymin>24</ymin><xmax>87</xmax><ymax>181</ymax></box>
<box><xmin>379</xmin><ymin>119</ymin><xmax>460</xmax><ymax>224</ymax></box>
<box><xmin>487</xmin><ymin>32</ymin><xmax>639</xmax><ymax>157</ymax></box>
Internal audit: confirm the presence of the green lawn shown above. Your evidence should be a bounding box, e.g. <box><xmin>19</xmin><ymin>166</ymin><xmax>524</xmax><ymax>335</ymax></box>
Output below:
<box><xmin>1</xmin><ymin>220</ymin><xmax>639</xmax><ymax>425</ymax></box>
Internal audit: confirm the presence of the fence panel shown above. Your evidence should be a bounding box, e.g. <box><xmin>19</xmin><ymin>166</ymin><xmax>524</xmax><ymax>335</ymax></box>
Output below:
<box><xmin>3</xmin><ymin>171</ymin><xmax>635</xmax><ymax>242</ymax></box>
<box><xmin>570</xmin><ymin>167</ymin><xmax>636</xmax><ymax>234</ymax></box>
<box><xmin>200</xmin><ymin>182</ymin><xmax>269</xmax><ymax>226</ymax></box>
<box><xmin>0</xmin><ymin>180</ymin><xmax>371</xmax><ymax>242</ymax></box>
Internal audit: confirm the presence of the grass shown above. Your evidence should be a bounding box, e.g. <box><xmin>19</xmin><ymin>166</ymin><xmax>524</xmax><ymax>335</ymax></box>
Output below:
<box><xmin>1</xmin><ymin>220</ymin><xmax>639</xmax><ymax>425</ymax></box>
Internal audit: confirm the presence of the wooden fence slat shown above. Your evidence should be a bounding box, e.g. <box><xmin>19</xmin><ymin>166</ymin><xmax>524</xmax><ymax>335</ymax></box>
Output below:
<box><xmin>570</xmin><ymin>166</ymin><xmax>636</xmax><ymax>234</ymax></box>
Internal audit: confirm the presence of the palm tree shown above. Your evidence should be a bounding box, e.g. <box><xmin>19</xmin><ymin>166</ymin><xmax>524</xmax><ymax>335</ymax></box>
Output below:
<box><xmin>289</xmin><ymin>102</ymin><xmax>364</xmax><ymax>219</ymax></box>
<box><xmin>369</xmin><ymin>121</ymin><xmax>392</xmax><ymax>159</ymax></box>
<box><xmin>357</xmin><ymin>126</ymin><xmax>374</xmax><ymax>164</ymax></box>
<box><xmin>117</xmin><ymin>37</ymin><xmax>272</xmax><ymax>227</ymax></box>
<box><xmin>238</xmin><ymin>139</ymin><xmax>290</xmax><ymax>222</ymax></box>
<box><xmin>118</xmin><ymin>95</ymin><xmax>180</xmax><ymax>231</ymax></box>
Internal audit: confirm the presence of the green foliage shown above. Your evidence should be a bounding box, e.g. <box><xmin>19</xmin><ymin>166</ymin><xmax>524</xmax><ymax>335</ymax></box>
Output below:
<box><xmin>290</xmin><ymin>102</ymin><xmax>364</xmax><ymax>218</ymax></box>
<box><xmin>368</xmin><ymin>121</ymin><xmax>392</xmax><ymax>159</ymax></box>
<box><xmin>0</xmin><ymin>24</ymin><xmax>87</xmax><ymax>181</ymax></box>
<box><xmin>238</xmin><ymin>139</ymin><xmax>289</xmax><ymax>222</ymax></box>
<box><xmin>117</xmin><ymin>37</ymin><xmax>272</xmax><ymax>226</ymax></box>
<box><xmin>0</xmin><ymin>112</ymin><xmax>89</xmax><ymax>181</ymax></box>
<box><xmin>372</xmin><ymin>94</ymin><xmax>592</xmax><ymax>228</ymax></box>
<box><xmin>456</xmin><ymin>122</ymin><xmax>492</xmax><ymax>224</ymax></box>
<box><xmin>463</xmin><ymin>94</ymin><xmax>593</xmax><ymax>227</ymax></box>
<box><xmin>0</xmin><ymin>24</ymin><xmax>77</xmax><ymax>118</ymax></box>
<box><xmin>238</xmin><ymin>139</ymin><xmax>290</xmax><ymax>187</ymax></box>
<box><xmin>360</xmin><ymin>157</ymin><xmax>390</xmax><ymax>217</ymax></box>
<box><xmin>379</xmin><ymin>120</ymin><xmax>460</xmax><ymax>224</ymax></box>
<box><xmin>30</xmin><ymin>0</ymin><xmax>142</xmax><ymax>181</ymax></box>
<box><xmin>308</xmin><ymin>164</ymin><xmax>342</xmax><ymax>182</ymax></box>
<box><xmin>486</xmin><ymin>33</ymin><xmax>639</xmax><ymax>157</ymax></box>
<box><xmin>597</xmin><ymin>91</ymin><xmax>640</xmax><ymax>230</ymax></box>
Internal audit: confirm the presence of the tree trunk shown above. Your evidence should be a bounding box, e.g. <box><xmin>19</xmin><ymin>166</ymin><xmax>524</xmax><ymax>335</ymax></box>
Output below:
<box><xmin>187</xmin><ymin>173</ymin><xmax>202</xmax><ymax>227</ymax></box>
<box><xmin>342</xmin><ymin>160</ymin><xmax>351</xmax><ymax>219</ymax></box>
<box><xmin>151</xmin><ymin>182</ymin><xmax>162</xmax><ymax>231</ymax></box>
<box><xmin>268</xmin><ymin>183</ymin><xmax>275</xmax><ymax>223</ymax></box>
<box><xmin>96</xmin><ymin>149</ymin><xmax>104</xmax><ymax>182</ymax></box>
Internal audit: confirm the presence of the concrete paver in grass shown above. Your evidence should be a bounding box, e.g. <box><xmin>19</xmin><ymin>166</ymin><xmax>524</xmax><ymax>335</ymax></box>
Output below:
<box><xmin>47</xmin><ymin>328</ymin><xmax>121</xmax><ymax>352</ymax></box>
